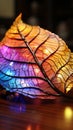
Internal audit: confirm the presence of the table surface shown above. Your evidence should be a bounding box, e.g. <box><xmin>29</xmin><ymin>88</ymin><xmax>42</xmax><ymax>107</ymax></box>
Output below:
<box><xmin>0</xmin><ymin>97</ymin><xmax>73</xmax><ymax>130</ymax></box>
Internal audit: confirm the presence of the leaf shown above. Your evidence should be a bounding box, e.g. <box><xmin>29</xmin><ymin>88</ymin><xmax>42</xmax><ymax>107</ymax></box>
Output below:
<box><xmin>0</xmin><ymin>14</ymin><xmax>73</xmax><ymax>99</ymax></box>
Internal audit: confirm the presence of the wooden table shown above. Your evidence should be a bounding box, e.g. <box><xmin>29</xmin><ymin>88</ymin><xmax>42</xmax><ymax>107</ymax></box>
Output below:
<box><xmin>0</xmin><ymin>97</ymin><xmax>73</xmax><ymax>130</ymax></box>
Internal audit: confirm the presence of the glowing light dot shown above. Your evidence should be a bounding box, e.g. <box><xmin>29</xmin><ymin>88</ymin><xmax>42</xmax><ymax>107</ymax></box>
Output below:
<box><xmin>44</xmin><ymin>49</ymin><xmax>49</xmax><ymax>54</ymax></box>
<box><xmin>9</xmin><ymin>62</ymin><xmax>14</xmax><ymax>66</ymax></box>
<box><xmin>57</xmin><ymin>74</ymin><xmax>63</xmax><ymax>79</ymax></box>
<box><xmin>35</xmin><ymin>68</ymin><xmax>40</xmax><ymax>73</ymax></box>
<box><xmin>6</xmin><ymin>70</ymin><xmax>13</xmax><ymax>75</ymax></box>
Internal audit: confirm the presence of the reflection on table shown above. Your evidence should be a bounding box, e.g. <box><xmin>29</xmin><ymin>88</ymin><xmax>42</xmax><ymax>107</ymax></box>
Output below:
<box><xmin>0</xmin><ymin>97</ymin><xmax>73</xmax><ymax>130</ymax></box>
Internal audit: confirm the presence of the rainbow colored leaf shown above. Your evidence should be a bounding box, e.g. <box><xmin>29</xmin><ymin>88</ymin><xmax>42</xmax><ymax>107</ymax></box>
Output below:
<box><xmin>0</xmin><ymin>14</ymin><xmax>73</xmax><ymax>99</ymax></box>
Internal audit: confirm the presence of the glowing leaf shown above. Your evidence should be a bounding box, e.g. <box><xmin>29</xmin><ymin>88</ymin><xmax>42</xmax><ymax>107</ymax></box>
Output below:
<box><xmin>0</xmin><ymin>14</ymin><xmax>73</xmax><ymax>99</ymax></box>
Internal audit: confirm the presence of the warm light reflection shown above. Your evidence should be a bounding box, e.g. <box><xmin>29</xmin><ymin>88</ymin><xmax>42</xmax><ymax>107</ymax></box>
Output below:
<box><xmin>64</xmin><ymin>107</ymin><xmax>73</xmax><ymax>120</ymax></box>
<box><xmin>26</xmin><ymin>124</ymin><xmax>40</xmax><ymax>130</ymax></box>
<box><xmin>27</xmin><ymin>125</ymin><xmax>32</xmax><ymax>130</ymax></box>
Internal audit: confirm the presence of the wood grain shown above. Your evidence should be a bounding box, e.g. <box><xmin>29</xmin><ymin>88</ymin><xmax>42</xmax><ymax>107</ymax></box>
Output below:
<box><xmin>0</xmin><ymin>97</ymin><xmax>73</xmax><ymax>130</ymax></box>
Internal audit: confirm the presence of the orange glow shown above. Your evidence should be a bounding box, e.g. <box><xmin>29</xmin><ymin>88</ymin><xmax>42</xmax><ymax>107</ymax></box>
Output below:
<box><xmin>27</xmin><ymin>125</ymin><xmax>32</xmax><ymax>130</ymax></box>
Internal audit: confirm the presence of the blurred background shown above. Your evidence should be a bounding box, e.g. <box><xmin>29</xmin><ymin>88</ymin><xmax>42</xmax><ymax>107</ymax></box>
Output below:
<box><xmin>0</xmin><ymin>0</ymin><xmax>73</xmax><ymax>50</ymax></box>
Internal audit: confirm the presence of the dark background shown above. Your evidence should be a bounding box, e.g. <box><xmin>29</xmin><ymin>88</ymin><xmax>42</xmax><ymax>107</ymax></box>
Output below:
<box><xmin>0</xmin><ymin>0</ymin><xmax>73</xmax><ymax>50</ymax></box>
